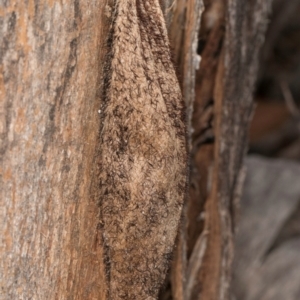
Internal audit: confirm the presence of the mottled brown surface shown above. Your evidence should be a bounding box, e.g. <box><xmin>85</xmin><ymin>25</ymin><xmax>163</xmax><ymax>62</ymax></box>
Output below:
<box><xmin>0</xmin><ymin>1</ymin><xmax>108</xmax><ymax>299</ymax></box>
<box><xmin>99</xmin><ymin>1</ymin><xmax>187</xmax><ymax>299</ymax></box>
<box><xmin>168</xmin><ymin>1</ymin><xmax>204</xmax><ymax>299</ymax></box>
<box><xmin>159</xmin><ymin>0</ymin><xmax>272</xmax><ymax>299</ymax></box>
<box><xmin>198</xmin><ymin>1</ymin><xmax>273</xmax><ymax>299</ymax></box>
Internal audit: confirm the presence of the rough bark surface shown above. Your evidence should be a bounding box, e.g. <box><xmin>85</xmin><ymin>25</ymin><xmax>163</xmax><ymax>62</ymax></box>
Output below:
<box><xmin>160</xmin><ymin>0</ymin><xmax>273</xmax><ymax>299</ymax></box>
<box><xmin>168</xmin><ymin>1</ymin><xmax>204</xmax><ymax>300</ymax></box>
<box><xmin>192</xmin><ymin>1</ymin><xmax>273</xmax><ymax>299</ymax></box>
<box><xmin>196</xmin><ymin>1</ymin><xmax>273</xmax><ymax>299</ymax></box>
<box><xmin>0</xmin><ymin>1</ymin><xmax>108</xmax><ymax>299</ymax></box>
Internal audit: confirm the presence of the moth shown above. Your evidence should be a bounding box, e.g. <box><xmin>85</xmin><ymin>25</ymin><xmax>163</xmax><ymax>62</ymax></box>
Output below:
<box><xmin>99</xmin><ymin>0</ymin><xmax>188</xmax><ymax>298</ymax></box>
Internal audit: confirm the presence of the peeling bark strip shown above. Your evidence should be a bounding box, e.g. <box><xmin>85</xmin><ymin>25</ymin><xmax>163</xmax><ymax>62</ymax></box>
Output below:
<box><xmin>196</xmin><ymin>1</ymin><xmax>273</xmax><ymax>299</ymax></box>
<box><xmin>99</xmin><ymin>1</ymin><xmax>188</xmax><ymax>299</ymax></box>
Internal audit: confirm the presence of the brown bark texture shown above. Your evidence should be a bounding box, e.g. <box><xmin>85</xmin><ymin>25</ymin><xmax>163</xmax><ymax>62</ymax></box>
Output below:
<box><xmin>161</xmin><ymin>0</ymin><xmax>272</xmax><ymax>299</ymax></box>
<box><xmin>1</xmin><ymin>1</ymin><xmax>108</xmax><ymax>299</ymax></box>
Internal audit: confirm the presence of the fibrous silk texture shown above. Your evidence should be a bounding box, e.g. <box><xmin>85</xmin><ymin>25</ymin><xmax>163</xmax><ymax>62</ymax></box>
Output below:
<box><xmin>100</xmin><ymin>0</ymin><xmax>187</xmax><ymax>298</ymax></box>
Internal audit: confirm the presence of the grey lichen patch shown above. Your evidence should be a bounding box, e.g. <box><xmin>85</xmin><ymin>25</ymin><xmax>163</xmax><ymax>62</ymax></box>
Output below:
<box><xmin>99</xmin><ymin>0</ymin><xmax>188</xmax><ymax>299</ymax></box>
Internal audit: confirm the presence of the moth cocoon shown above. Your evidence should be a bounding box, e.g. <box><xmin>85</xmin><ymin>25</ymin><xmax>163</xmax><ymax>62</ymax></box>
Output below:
<box><xmin>99</xmin><ymin>0</ymin><xmax>188</xmax><ymax>299</ymax></box>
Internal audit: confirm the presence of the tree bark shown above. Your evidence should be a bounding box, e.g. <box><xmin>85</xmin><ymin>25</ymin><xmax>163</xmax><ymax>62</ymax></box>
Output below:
<box><xmin>1</xmin><ymin>1</ymin><xmax>109</xmax><ymax>298</ymax></box>
<box><xmin>161</xmin><ymin>0</ymin><xmax>272</xmax><ymax>299</ymax></box>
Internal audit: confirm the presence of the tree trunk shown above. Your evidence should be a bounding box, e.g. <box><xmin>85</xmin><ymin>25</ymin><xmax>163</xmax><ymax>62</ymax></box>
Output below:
<box><xmin>1</xmin><ymin>1</ymin><xmax>109</xmax><ymax>298</ymax></box>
